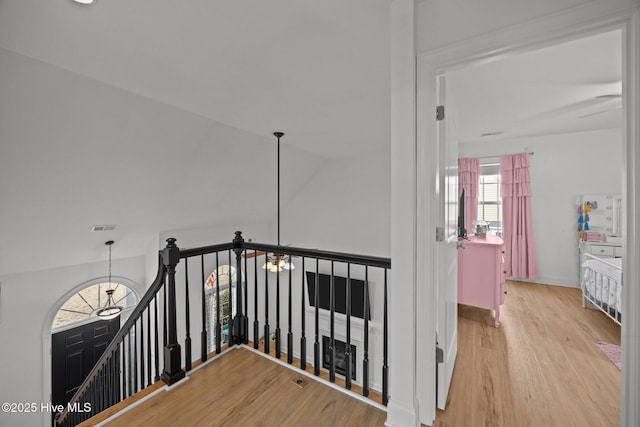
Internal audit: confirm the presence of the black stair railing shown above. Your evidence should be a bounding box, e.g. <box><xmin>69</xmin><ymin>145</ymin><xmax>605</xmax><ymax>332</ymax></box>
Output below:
<box><xmin>56</xmin><ymin>231</ymin><xmax>391</xmax><ymax>426</ymax></box>
<box><xmin>239</xmin><ymin>237</ymin><xmax>391</xmax><ymax>405</ymax></box>
<box><xmin>54</xmin><ymin>250</ymin><xmax>171</xmax><ymax>427</ymax></box>
<box><xmin>55</xmin><ymin>238</ymin><xmax>237</xmax><ymax>426</ymax></box>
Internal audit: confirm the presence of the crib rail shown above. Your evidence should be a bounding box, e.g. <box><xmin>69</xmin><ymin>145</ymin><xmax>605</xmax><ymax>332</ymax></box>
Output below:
<box><xmin>581</xmin><ymin>253</ymin><xmax>622</xmax><ymax>325</ymax></box>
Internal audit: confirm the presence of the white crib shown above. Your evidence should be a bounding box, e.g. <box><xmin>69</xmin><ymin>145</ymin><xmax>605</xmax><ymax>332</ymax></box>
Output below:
<box><xmin>581</xmin><ymin>253</ymin><xmax>623</xmax><ymax>325</ymax></box>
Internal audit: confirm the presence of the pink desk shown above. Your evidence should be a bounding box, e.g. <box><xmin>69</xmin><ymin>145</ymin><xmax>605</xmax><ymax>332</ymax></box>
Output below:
<box><xmin>458</xmin><ymin>235</ymin><xmax>505</xmax><ymax>328</ymax></box>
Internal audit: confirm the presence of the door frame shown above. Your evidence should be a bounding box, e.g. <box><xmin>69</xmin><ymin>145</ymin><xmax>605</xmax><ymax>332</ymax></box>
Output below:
<box><xmin>416</xmin><ymin>5</ymin><xmax>640</xmax><ymax>426</ymax></box>
<box><xmin>41</xmin><ymin>276</ymin><xmax>141</xmax><ymax>427</ymax></box>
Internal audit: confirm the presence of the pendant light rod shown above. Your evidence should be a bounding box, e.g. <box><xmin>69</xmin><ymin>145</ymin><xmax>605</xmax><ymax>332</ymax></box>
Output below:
<box><xmin>97</xmin><ymin>240</ymin><xmax>122</xmax><ymax>319</ymax></box>
<box><xmin>274</xmin><ymin>132</ymin><xmax>284</xmax><ymax>247</ymax></box>
<box><xmin>106</xmin><ymin>240</ymin><xmax>114</xmax><ymax>286</ymax></box>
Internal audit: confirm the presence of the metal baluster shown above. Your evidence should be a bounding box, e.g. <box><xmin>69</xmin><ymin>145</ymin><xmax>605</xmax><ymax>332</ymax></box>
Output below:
<box><xmin>106</xmin><ymin>356</ymin><xmax>111</xmax><ymax>407</ymax></box>
<box><xmin>122</xmin><ymin>334</ymin><xmax>127</xmax><ymax>399</ymax></box>
<box><xmin>233</xmin><ymin>234</ymin><xmax>247</xmax><ymax>345</ymax></box>
<box><xmin>300</xmin><ymin>257</ymin><xmax>306</xmax><ymax>370</ymax></box>
<box><xmin>329</xmin><ymin>261</ymin><xmax>336</xmax><ymax>383</ymax></box>
<box><xmin>287</xmin><ymin>257</ymin><xmax>293</xmax><ymax>364</ymax></box>
<box><xmin>201</xmin><ymin>254</ymin><xmax>208</xmax><ymax>362</ymax></box>
<box><xmin>383</xmin><ymin>268</ymin><xmax>389</xmax><ymax>406</ymax></box>
<box><xmin>98</xmin><ymin>367</ymin><xmax>103</xmax><ymax>413</ymax></box>
<box><xmin>345</xmin><ymin>263</ymin><xmax>352</xmax><ymax>389</ymax></box>
<box><xmin>227</xmin><ymin>249</ymin><xmax>234</xmax><ymax>344</ymax></box>
<box><xmin>254</xmin><ymin>250</ymin><xmax>259</xmax><ymax>349</ymax></box>
<box><xmin>363</xmin><ymin>266</ymin><xmax>370</xmax><ymax>397</ymax></box>
<box><xmin>244</xmin><ymin>249</ymin><xmax>248</xmax><ymax>342</ymax></box>
<box><xmin>139</xmin><ymin>315</ymin><xmax>145</xmax><ymax>390</ymax></box>
<box><xmin>117</xmin><ymin>342</ymin><xmax>123</xmax><ymax>403</ymax></box>
<box><xmin>112</xmin><ymin>352</ymin><xmax>117</xmax><ymax>406</ymax></box>
<box><xmin>264</xmin><ymin>251</ymin><xmax>270</xmax><ymax>355</ymax></box>
<box><xmin>215</xmin><ymin>251</ymin><xmax>221</xmax><ymax>353</ymax></box>
<box><xmin>110</xmin><ymin>352</ymin><xmax>116</xmax><ymax>406</ymax></box>
<box><xmin>276</xmin><ymin>254</ymin><xmax>281</xmax><ymax>359</ymax></box>
<box><xmin>147</xmin><ymin>306</ymin><xmax>151</xmax><ymax>387</ymax></box>
<box><xmin>133</xmin><ymin>323</ymin><xmax>138</xmax><ymax>394</ymax></box>
<box><xmin>184</xmin><ymin>257</ymin><xmax>192</xmax><ymax>371</ymax></box>
<box><xmin>154</xmin><ymin>295</ymin><xmax>160</xmax><ymax>382</ymax></box>
<box><xmin>314</xmin><ymin>258</ymin><xmax>320</xmax><ymax>376</ymax></box>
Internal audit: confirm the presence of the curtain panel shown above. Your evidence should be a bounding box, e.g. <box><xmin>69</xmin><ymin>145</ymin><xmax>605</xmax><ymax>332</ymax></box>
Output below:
<box><xmin>458</xmin><ymin>158</ymin><xmax>480</xmax><ymax>234</ymax></box>
<box><xmin>500</xmin><ymin>153</ymin><xmax>538</xmax><ymax>279</ymax></box>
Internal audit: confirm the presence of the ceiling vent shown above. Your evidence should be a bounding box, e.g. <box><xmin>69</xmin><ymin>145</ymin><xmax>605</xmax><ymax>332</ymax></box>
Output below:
<box><xmin>91</xmin><ymin>225</ymin><xmax>117</xmax><ymax>232</ymax></box>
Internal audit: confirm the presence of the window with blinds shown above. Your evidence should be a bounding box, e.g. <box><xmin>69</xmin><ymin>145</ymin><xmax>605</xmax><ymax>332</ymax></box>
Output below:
<box><xmin>478</xmin><ymin>162</ymin><xmax>502</xmax><ymax>235</ymax></box>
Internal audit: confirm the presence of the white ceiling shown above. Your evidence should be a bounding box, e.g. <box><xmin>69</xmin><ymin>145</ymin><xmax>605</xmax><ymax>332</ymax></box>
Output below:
<box><xmin>0</xmin><ymin>1</ymin><xmax>622</xmax><ymax>276</ymax></box>
<box><xmin>0</xmin><ymin>0</ymin><xmax>392</xmax><ymax>276</ymax></box>
<box><xmin>448</xmin><ymin>29</ymin><xmax>622</xmax><ymax>143</ymax></box>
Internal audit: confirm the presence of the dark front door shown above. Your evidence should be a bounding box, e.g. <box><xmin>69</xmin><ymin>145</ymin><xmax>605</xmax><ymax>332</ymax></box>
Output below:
<box><xmin>51</xmin><ymin>317</ymin><xmax>120</xmax><ymax>416</ymax></box>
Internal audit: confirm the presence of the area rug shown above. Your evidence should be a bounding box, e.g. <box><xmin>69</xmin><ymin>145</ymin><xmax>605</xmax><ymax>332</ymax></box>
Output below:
<box><xmin>597</xmin><ymin>341</ymin><xmax>621</xmax><ymax>370</ymax></box>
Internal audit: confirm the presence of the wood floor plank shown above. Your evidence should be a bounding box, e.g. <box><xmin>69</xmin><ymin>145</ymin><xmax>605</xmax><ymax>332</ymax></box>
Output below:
<box><xmin>432</xmin><ymin>280</ymin><xmax>621</xmax><ymax>427</ymax></box>
<box><xmin>102</xmin><ymin>347</ymin><xmax>386</xmax><ymax>427</ymax></box>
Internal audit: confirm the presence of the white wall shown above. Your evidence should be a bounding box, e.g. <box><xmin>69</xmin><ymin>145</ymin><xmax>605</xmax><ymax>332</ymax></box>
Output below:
<box><xmin>460</xmin><ymin>128</ymin><xmax>623</xmax><ymax>286</ymax></box>
<box><xmin>281</xmin><ymin>149</ymin><xmax>391</xmax><ymax>257</ymax></box>
<box><xmin>0</xmin><ymin>256</ymin><xmax>146</xmax><ymax>427</ymax></box>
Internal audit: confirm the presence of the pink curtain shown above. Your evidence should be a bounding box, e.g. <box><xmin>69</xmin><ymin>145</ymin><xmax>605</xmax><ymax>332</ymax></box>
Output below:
<box><xmin>458</xmin><ymin>158</ymin><xmax>479</xmax><ymax>234</ymax></box>
<box><xmin>500</xmin><ymin>153</ymin><xmax>538</xmax><ymax>279</ymax></box>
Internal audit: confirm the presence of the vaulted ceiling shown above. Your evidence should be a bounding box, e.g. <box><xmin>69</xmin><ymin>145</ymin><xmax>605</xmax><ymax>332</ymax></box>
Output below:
<box><xmin>0</xmin><ymin>0</ymin><xmax>392</xmax><ymax>276</ymax></box>
<box><xmin>0</xmin><ymin>1</ymin><xmax>622</xmax><ymax>276</ymax></box>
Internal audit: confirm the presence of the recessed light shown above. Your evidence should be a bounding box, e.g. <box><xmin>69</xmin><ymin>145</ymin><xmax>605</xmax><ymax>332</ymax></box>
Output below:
<box><xmin>73</xmin><ymin>0</ymin><xmax>95</xmax><ymax>4</ymax></box>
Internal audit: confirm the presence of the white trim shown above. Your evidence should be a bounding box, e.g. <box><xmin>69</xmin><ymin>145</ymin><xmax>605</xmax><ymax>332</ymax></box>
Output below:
<box><xmin>621</xmin><ymin>9</ymin><xmax>640</xmax><ymax>427</ymax></box>
<box><xmin>389</xmin><ymin>0</ymin><xmax>420</xmax><ymax>426</ymax></box>
<box><xmin>416</xmin><ymin>4</ymin><xmax>639</xmax><ymax>427</ymax></box>
<box><xmin>41</xmin><ymin>276</ymin><xmax>143</xmax><ymax>427</ymax></box>
<box><xmin>385</xmin><ymin>400</ymin><xmax>420</xmax><ymax>427</ymax></box>
<box><xmin>415</xmin><ymin>52</ymin><xmax>438</xmax><ymax>425</ymax></box>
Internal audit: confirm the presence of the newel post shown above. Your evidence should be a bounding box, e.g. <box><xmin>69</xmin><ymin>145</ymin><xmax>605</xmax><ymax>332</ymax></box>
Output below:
<box><xmin>232</xmin><ymin>231</ymin><xmax>248</xmax><ymax>344</ymax></box>
<box><xmin>161</xmin><ymin>238</ymin><xmax>186</xmax><ymax>385</ymax></box>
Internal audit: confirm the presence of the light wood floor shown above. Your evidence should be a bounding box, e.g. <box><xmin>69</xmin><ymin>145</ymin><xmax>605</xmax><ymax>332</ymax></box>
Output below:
<box><xmin>96</xmin><ymin>346</ymin><xmax>387</xmax><ymax>427</ymax></box>
<box><xmin>432</xmin><ymin>280</ymin><xmax>621</xmax><ymax>427</ymax></box>
<box><xmin>83</xmin><ymin>280</ymin><xmax>619</xmax><ymax>427</ymax></box>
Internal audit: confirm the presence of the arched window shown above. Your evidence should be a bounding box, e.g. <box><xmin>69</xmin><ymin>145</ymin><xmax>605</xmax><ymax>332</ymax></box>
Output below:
<box><xmin>204</xmin><ymin>265</ymin><xmax>240</xmax><ymax>352</ymax></box>
<box><xmin>52</xmin><ymin>282</ymin><xmax>136</xmax><ymax>330</ymax></box>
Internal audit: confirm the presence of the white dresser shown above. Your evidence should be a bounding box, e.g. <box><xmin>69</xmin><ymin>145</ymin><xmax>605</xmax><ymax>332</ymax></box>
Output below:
<box><xmin>581</xmin><ymin>242</ymin><xmax>624</xmax><ymax>259</ymax></box>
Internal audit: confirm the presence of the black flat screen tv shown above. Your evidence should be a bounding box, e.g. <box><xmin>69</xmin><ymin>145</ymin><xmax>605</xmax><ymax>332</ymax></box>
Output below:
<box><xmin>306</xmin><ymin>272</ymin><xmax>370</xmax><ymax>320</ymax></box>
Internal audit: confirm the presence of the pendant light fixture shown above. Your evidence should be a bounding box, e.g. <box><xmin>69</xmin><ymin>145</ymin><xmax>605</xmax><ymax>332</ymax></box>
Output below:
<box><xmin>263</xmin><ymin>132</ymin><xmax>295</xmax><ymax>272</ymax></box>
<box><xmin>97</xmin><ymin>240</ymin><xmax>123</xmax><ymax>319</ymax></box>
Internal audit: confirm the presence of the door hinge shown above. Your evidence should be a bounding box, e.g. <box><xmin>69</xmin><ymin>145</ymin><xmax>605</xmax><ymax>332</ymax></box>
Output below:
<box><xmin>436</xmin><ymin>345</ymin><xmax>444</xmax><ymax>363</ymax></box>
<box><xmin>436</xmin><ymin>105</ymin><xmax>445</xmax><ymax>121</ymax></box>
<box><xmin>436</xmin><ymin>226</ymin><xmax>445</xmax><ymax>242</ymax></box>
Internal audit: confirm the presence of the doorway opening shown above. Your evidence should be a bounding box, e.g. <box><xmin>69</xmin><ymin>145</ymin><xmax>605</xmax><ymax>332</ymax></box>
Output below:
<box><xmin>47</xmin><ymin>278</ymin><xmax>139</xmax><ymax>425</ymax></box>
<box><xmin>416</xmin><ymin>13</ymin><xmax>637</xmax><ymax>426</ymax></box>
